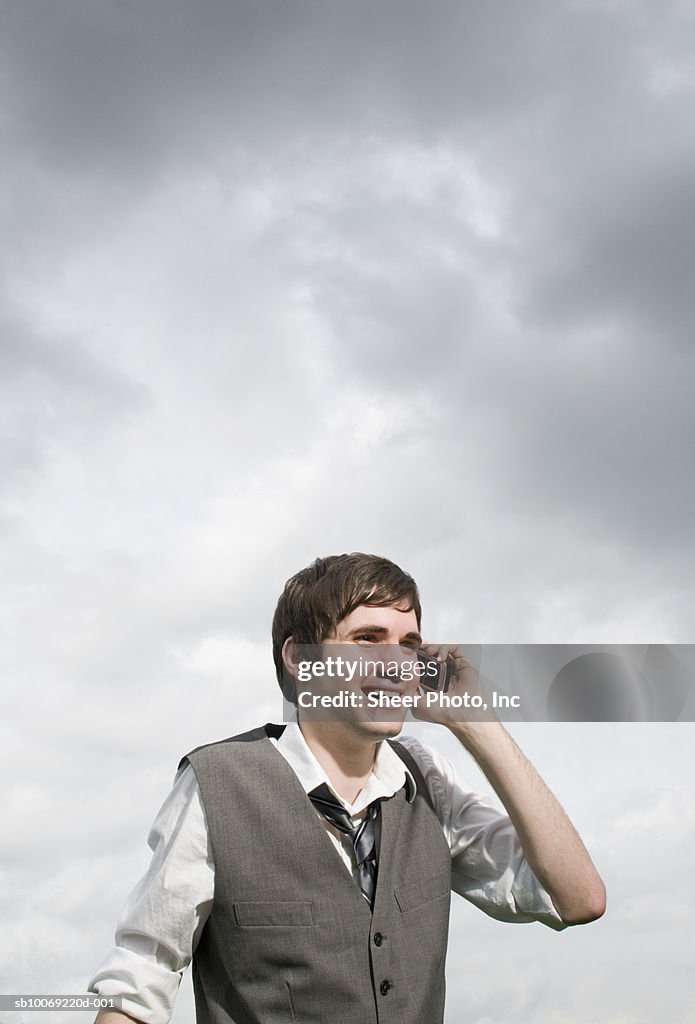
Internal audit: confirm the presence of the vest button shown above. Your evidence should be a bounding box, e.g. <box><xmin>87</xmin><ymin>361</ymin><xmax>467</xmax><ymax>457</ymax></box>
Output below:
<box><xmin>373</xmin><ymin>932</ymin><xmax>383</xmax><ymax>946</ymax></box>
<box><xmin>380</xmin><ymin>980</ymin><xmax>392</xmax><ymax>996</ymax></box>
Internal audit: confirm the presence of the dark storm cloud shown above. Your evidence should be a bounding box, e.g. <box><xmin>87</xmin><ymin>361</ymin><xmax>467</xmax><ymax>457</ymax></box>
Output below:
<box><xmin>0</xmin><ymin>1</ymin><xmax>675</xmax><ymax>167</ymax></box>
<box><xmin>523</xmin><ymin>168</ymin><xmax>695</xmax><ymax>349</ymax></box>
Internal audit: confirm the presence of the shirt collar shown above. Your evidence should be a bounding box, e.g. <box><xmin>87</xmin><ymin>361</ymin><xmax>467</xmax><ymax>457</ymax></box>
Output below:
<box><xmin>274</xmin><ymin>720</ymin><xmax>417</xmax><ymax>812</ymax></box>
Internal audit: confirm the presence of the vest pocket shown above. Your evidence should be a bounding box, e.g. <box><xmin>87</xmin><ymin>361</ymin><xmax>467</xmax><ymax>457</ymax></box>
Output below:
<box><xmin>233</xmin><ymin>900</ymin><xmax>314</xmax><ymax>927</ymax></box>
<box><xmin>393</xmin><ymin>871</ymin><xmax>450</xmax><ymax>913</ymax></box>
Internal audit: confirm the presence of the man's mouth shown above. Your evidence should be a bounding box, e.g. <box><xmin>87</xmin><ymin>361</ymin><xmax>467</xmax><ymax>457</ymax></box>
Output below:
<box><xmin>360</xmin><ymin>678</ymin><xmax>406</xmax><ymax>700</ymax></box>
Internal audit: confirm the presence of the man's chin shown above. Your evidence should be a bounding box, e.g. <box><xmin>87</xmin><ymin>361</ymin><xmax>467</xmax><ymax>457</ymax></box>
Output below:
<box><xmin>353</xmin><ymin>716</ymin><xmax>407</xmax><ymax>740</ymax></box>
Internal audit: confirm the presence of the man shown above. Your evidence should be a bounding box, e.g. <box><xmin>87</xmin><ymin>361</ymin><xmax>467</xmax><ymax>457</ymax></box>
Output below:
<box><xmin>90</xmin><ymin>553</ymin><xmax>605</xmax><ymax>1024</ymax></box>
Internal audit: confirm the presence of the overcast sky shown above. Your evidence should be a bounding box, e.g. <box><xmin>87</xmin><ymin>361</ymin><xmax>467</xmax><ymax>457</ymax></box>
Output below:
<box><xmin>2</xmin><ymin>2</ymin><xmax>695</xmax><ymax>1023</ymax></box>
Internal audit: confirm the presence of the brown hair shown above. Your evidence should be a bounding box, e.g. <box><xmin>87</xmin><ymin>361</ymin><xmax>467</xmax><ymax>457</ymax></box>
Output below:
<box><xmin>272</xmin><ymin>552</ymin><xmax>422</xmax><ymax>701</ymax></box>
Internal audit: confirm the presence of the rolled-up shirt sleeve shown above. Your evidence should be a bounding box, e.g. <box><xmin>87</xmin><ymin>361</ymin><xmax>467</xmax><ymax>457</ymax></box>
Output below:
<box><xmin>397</xmin><ymin>735</ymin><xmax>567</xmax><ymax>931</ymax></box>
<box><xmin>88</xmin><ymin>764</ymin><xmax>214</xmax><ymax>1024</ymax></box>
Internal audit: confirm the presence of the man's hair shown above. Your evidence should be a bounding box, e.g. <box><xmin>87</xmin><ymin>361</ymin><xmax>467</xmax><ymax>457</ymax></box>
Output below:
<box><xmin>272</xmin><ymin>552</ymin><xmax>422</xmax><ymax>701</ymax></box>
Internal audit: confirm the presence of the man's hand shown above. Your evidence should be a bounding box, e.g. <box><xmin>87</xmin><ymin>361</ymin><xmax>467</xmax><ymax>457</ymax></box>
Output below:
<box><xmin>411</xmin><ymin>644</ymin><xmax>492</xmax><ymax>727</ymax></box>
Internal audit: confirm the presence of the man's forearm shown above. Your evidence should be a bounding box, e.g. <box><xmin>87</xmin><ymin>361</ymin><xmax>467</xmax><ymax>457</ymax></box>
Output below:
<box><xmin>449</xmin><ymin>720</ymin><xmax>606</xmax><ymax>925</ymax></box>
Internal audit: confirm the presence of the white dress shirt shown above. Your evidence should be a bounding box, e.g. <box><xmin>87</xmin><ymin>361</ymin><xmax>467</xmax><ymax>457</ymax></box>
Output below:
<box><xmin>89</xmin><ymin>724</ymin><xmax>565</xmax><ymax>1024</ymax></box>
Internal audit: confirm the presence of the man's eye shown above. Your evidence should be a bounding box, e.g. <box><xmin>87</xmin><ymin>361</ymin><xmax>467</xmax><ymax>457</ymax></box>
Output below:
<box><xmin>355</xmin><ymin>634</ymin><xmax>376</xmax><ymax>643</ymax></box>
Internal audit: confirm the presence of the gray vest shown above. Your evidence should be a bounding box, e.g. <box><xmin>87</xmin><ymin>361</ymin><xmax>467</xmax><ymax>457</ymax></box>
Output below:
<box><xmin>181</xmin><ymin>724</ymin><xmax>452</xmax><ymax>1024</ymax></box>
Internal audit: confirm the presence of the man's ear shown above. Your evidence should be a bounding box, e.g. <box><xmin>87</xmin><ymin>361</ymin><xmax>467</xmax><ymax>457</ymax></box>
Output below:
<box><xmin>281</xmin><ymin>636</ymin><xmax>301</xmax><ymax>678</ymax></box>
<box><xmin>280</xmin><ymin>636</ymin><xmax>301</xmax><ymax>704</ymax></box>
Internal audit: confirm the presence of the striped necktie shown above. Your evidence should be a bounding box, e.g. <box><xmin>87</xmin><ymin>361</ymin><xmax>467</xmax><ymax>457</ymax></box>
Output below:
<box><xmin>309</xmin><ymin>783</ymin><xmax>380</xmax><ymax>909</ymax></box>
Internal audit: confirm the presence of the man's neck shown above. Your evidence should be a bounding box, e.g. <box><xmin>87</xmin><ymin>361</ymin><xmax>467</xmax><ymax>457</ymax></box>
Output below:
<box><xmin>298</xmin><ymin>720</ymin><xmax>379</xmax><ymax>805</ymax></box>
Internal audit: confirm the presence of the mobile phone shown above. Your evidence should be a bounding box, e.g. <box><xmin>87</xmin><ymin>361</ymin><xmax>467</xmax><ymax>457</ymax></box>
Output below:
<box><xmin>416</xmin><ymin>650</ymin><xmax>454</xmax><ymax>693</ymax></box>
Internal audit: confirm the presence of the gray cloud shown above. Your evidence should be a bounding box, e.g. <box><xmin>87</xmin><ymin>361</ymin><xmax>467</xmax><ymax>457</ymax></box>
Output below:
<box><xmin>0</xmin><ymin>317</ymin><xmax>149</xmax><ymax>496</ymax></box>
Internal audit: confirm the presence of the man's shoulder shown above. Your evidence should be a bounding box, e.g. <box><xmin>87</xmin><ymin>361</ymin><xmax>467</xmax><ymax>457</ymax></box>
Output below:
<box><xmin>387</xmin><ymin>733</ymin><xmax>450</xmax><ymax>813</ymax></box>
<box><xmin>389</xmin><ymin>731</ymin><xmax>443</xmax><ymax>771</ymax></box>
<box><xmin>389</xmin><ymin>732</ymin><xmax>476</xmax><ymax>814</ymax></box>
<box><xmin>178</xmin><ymin>722</ymin><xmax>286</xmax><ymax>771</ymax></box>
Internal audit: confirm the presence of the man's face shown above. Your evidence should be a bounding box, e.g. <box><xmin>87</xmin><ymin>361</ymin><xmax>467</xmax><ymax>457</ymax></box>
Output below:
<box><xmin>313</xmin><ymin>602</ymin><xmax>422</xmax><ymax>741</ymax></box>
